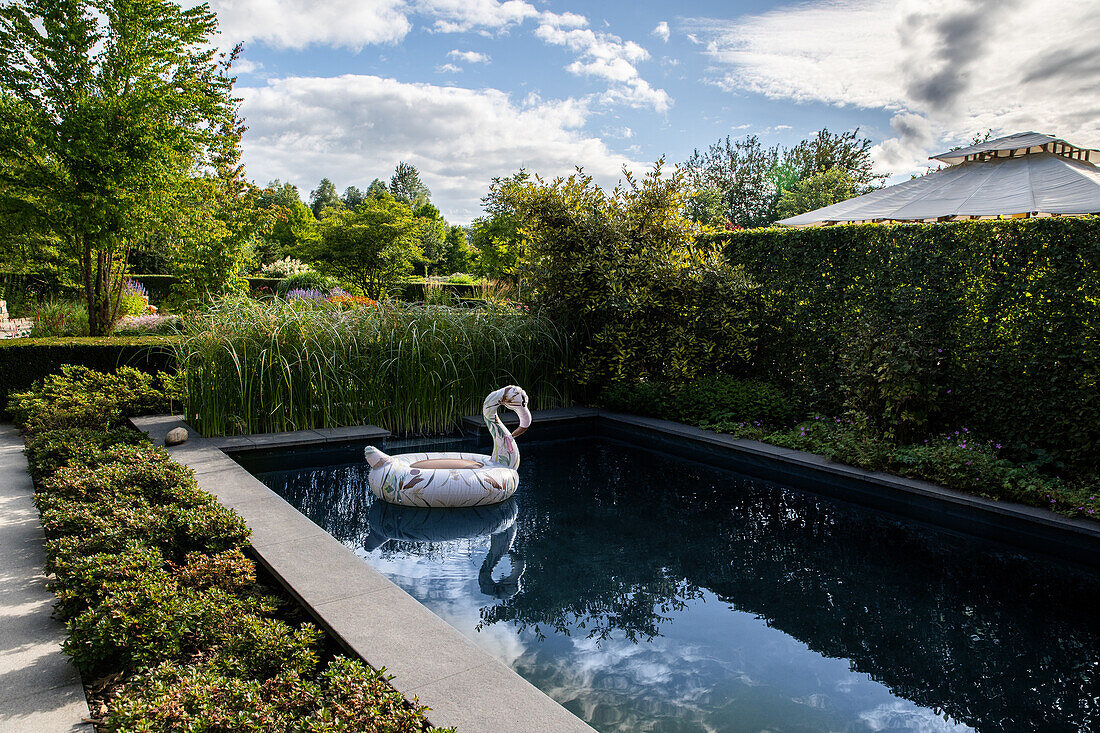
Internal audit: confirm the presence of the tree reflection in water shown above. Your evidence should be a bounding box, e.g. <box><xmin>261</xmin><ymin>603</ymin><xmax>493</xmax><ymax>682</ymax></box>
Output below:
<box><xmin>259</xmin><ymin>438</ymin><xmax>1100</xmax><ymax>732</ymax></box>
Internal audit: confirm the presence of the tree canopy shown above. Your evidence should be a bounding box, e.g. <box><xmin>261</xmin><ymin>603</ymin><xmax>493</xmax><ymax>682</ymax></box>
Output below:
<box><xmin>682</xmin><ymin>127</ymin><xmax>882</xmax><ymax>229</ymax></box>
<box><xmin>0</xmin><ymin>0</ymin><xmax>238</xmax><ymax>333</ymax></box>
<box><xmin>307</xmin><ymin>193</ymin><xmax>423</xmax><ymax>299</ymax></box>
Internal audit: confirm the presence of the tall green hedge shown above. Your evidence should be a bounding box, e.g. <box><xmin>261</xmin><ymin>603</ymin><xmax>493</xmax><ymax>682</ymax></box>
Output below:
<box><xmin>713</xmin><ymin>217</ymin><xmax>1100</xmax><ymax>468</ymax></box>
<box><xmin>0</xmin><ymin>337</ymin><xmax>176</xmax><ymax>412</ymax></box>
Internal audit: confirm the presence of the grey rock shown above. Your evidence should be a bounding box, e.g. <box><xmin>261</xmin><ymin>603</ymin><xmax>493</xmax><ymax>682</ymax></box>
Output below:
<box><xmin>165</xmin><ymin>426</ymin><xmax>189</xmax><ymax>446</ymax></box>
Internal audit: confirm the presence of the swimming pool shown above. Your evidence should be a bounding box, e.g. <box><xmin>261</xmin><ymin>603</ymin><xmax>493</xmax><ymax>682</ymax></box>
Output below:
<box><xmin>241</xmin><ymin>433</ymin><xmax>1100</xmax><ymax>732</ymax></box>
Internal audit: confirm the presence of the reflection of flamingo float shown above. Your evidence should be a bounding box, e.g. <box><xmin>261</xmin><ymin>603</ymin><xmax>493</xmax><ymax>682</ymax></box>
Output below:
<box><xmin>364</xmin><ymin>499</ymin><xmax>526</xmax><ymax>599</ymax></box>
<box><xmin>365</xmin><ymin>386</ymin><xmax>531</xmax><ymax>507</ymax></box>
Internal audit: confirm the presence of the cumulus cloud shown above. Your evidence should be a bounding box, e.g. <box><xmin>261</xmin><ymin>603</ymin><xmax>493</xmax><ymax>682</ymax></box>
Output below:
<box><xmin>536</xmin><ymin>15</ymin><xmax>672</xmax><ymax>112</ymax></box>
<box><xmin>210</xmin><ymin>0</ymin><xmax>410</xmax><ymax>49</ymax></box>
<box><xmin>652</xmin><ymin>21</ymin><xmax>670</xmax><ymax>42</ymax></box>
<box><xmin>238</xmin><ymin>75</ymin><xmax>643</xmax><ymax>223</ymax></box>
<box><xmin>686</xmin><ymin>0</ymin><xmax>1100</xmax><ymax>174</ymax></box>
<box><xmin>448</xmin><ymin>49</ymin><xmax>491</xmax><ymax>64</ymax></box>
<box><xmin>435</xmin><ymin>63</ymin><xmax>463</xmax><ymax>73</ymax></box>
<box><xmin>418</xmin><ymin>0</ymin><xmax>539</xmax><ymax>34</ymax></box>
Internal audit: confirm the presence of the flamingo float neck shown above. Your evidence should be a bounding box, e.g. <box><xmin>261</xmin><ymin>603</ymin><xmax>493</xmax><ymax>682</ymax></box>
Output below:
<box><xmin>482</xmin><ymin>386</ymin><xmax>530</xmax><ymax>469</ymax></box>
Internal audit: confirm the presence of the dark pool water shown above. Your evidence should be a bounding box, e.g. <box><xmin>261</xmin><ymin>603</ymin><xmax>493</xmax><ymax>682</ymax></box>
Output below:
<box><xmin>246</xmin><ymin>436</ymin><xmax>1100</xmax><ymax>733</ymax></box>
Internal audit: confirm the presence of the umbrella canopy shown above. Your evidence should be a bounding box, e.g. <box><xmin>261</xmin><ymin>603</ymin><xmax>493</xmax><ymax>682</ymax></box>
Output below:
<box><xmin>777</xmin><ymin>132</ymin><xmax>1100</xmax><ymax>227</ymax></box>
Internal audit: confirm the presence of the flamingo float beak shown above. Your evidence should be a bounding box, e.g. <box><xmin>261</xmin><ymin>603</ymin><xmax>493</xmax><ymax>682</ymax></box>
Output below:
<box><xmin>511</xmin><ymin>405</ymin><xmax>532</xmax><ymax>437</ymax></box>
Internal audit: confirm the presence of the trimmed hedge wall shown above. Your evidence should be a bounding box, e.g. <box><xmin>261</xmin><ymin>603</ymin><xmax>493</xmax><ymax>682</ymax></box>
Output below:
<box><xmin>713</xmin><ymin>216</ymin><xmax>1100</xmax><ymax>469</ymax></box>
<box><xmin>126</xmin><ymin>275</ymin><xmax>285</xmax><ymax>301</ymax></box>
<box><xmin>397</xmin><ymin>281</ymin><xmax>481</xmax><ymax>301</ymax></box>
<box><xmin>0</xmin><ymin>337</ymin><xmax>176</xmax><ymax>412</ymax></box>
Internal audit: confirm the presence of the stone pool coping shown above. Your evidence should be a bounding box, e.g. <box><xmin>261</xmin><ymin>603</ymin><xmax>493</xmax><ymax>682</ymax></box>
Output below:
<box><xmin>130</xmin><ymin>415</ymin><xmax>596</xmax><ymax>733</ymax></box>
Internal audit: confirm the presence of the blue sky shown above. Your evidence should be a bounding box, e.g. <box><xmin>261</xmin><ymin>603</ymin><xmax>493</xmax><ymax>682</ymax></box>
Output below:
<box><xmin>211</xmin><ymin>0</ymin><xmax>1100</xmax><ymax>223</ymax></box>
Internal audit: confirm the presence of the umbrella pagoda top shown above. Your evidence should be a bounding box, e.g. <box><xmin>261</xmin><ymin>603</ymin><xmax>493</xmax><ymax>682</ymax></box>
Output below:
<box><xmin>776</xmin><ymin>132</ymin><xmax>1100</xmax><ymax>227</ymax></box>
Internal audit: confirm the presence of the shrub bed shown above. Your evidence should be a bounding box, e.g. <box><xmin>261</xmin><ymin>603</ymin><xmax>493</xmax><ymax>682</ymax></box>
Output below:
<box><xmin>601</xmin><ymin>379</ymin><xmax>1099</xmax><ymax>521</ymax></box>
<box><xmin>0</xmin><ymin>336</ymin><xmax>176</xmax><ymax>413</ymax></box>
<box><xmin>12</xmin><ymin>369</ymin><xmax>450</xmax><ymax>732</ymax></box>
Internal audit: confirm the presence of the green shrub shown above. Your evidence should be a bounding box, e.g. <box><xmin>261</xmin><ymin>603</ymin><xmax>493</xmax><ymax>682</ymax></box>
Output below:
<box><xmin>64</xmin><ymin>577</ymin><xmax>271</xmax><ymax>677</ymax></box>
<box><xmin>37</xmin><ymin>444</ymin><xmax>199</xmax><ymax>503</ymax></box>
<box><xmin>108</xmin><ymin>657</ymin><xmax>451</xmax><ymax>733</ymax></box>
<box><xmin>24</xmin><ymin>427</ymin><xmax>150</xmax><ymax>481</ymax></box>
<box><xmin>28</xmin><ymin>298</ymin><xmax>89</xmax><ymax>337</ymax></box>
<box><xmin>19</xmin><ymin>369</ymin><xmax>446</xmax><ymax>729</ymax></box>
<box><xmin>38</xmin><ymin>490</ymin><xmax>247</xmax><ymax>567</ymax></box>
<box><xmin>208</xmin><ymin>614</ymin><xmax>322</xmax><ymax>679</ymax></box>
<box><xmin>275</xmin><ymin>271</ymin><xmax>336</xmax><ymax>298</ymax></box>
<box><xmin>49</xmin><ymin>544</ymin><xmax>164</xmax><ymax>621</ymax></box>
<box><xmin>175</xmin><ymin>550</ymin><xmax>256</xmax><ymax>593</ymax></box>
<box><xmin>602</xmin><ymin>376</ymin><xmax>796</xmax><ymax>428</ymax></box>
<box><xmin>8</xmin><ymin>364</ymin><xmax>168</xmax><ymax>434</ymax></box>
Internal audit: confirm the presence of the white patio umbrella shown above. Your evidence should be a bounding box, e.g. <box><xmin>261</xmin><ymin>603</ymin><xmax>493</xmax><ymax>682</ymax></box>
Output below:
<box><xmin>777</xmin><ymin>132</ymin><xmax>1100</xmax><ymax>227</ymax></box>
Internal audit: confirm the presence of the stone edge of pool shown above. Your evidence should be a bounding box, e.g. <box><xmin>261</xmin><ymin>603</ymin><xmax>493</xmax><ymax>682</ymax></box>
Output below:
<box><xmin>129</xmin><ymin>414</ymin><xmax>598</xmax><ymax>733</ymax></box>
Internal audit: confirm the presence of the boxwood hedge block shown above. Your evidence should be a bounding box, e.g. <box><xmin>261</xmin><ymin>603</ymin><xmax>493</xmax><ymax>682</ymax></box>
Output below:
<box><xmin>0</xmin><ymin>336</ymin><xmax>175</xmax><ymax>414</ymax></box>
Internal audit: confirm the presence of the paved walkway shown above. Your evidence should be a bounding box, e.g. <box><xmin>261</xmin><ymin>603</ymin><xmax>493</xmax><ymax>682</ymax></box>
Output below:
<box><xmin>0</xmin><ymin>425</ymin><xmax>91</xmax><ymax>732</ymax></box>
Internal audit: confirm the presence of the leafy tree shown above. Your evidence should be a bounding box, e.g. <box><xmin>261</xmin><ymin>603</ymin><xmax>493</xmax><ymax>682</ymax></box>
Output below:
<box><xmin>308</xmin><ymin>178</ymin><xmax>342</xmax><ymax>218</ymax></box>
<box><xmin>683</xmin><ymin>136</ymin><xmax>782</xmax><ymax>229</ymax></box>
<box><xmin>172</xmin><ymin>111</ymin><xmax>266</xmax><ymax>300</ymax></box>
<box><xmin>784</xmin><ymin>128</ymin><xmax>882</xmax><ymax>193</ymax></box>
<box><xmin>389</xmin><ymin>162</ymin><xmax>430</xmax><ymax>207</ymax></box>
<box><xmin>443</xmin><ymin>225</ymin><xmax>473</xmax><ymax>274</ymax></box>
<box><xmin>366</xmin><ymin>178</ymin><xmax>388</xmax><ymax>198</ymax></box>
<box><xmin>0</xmin><ymin>0</ymin><xmax>236</xmax><ymax>334</ymax></box>
<box><xmin>471</xmin><ymin>171</ymin><xmax>530</xmax><ymax>280</ymax></box>
<box><xmin>342</xmin><ymin>185</ymin><xmax>365</xmax><ymax>210</ymax></box>
<box><xmin>307</xmin><ymin>193</ymin><xmax>423</xmax><ymax>299</ymax></box>
<box><xmin>498</xmin><ymin>160</ymin><xmax>758</xmax><ymax>386</ymax></box>
<box><xmin>776</xmin><ymin>167</ymin><xmax>857</xmax><ymax>219</ymax></box>
<box><xmin>412</xmin><ymin>202</ymin><xmax>446</xmax><ymax>275</ymax></box>
<box><xmin>255</xmin><ymin>181</ymin><xmax>316</xmax><ymax>264</ymax></box>
<box><xmin>682</xmin><ymin>183</ymin><xmax>725</xmax><ymax>228</ymax></box>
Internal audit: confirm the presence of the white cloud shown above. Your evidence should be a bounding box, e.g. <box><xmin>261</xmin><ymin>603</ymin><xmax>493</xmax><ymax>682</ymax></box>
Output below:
<box><xmin>418</xmin><ymin>0</ymin><xmax>539</xmax><ymax>34</ymax></box>
<box><xmin>210</xmin><ymin>0</ymin><xmax>410</xmax><ymax>49</ymax></box>
<box><xmin>687</xmin><ymin>0</ymin><xmax>1100</xmax><ymax>174</ymax></box>
<box><xmin>652</xmin><ymin>21</ymin><xmax>670</xmax><ymax>43</ymax></box>
<box><xmin>435</xmin><ymin>63</ymin><xmax>463</xmax><ymax>73</ymax></box>
<box><xmin>238</xmin><ymin>75</ymin><xmax>643</xmax><ymax>223</ymax></box>
<box><xmin>536</xmin><ymin>16</ymin><xmax>672</xmax><ymax>112</ymax></box>
<box><xmin>602</xmin><ymin>126</ymin><xmax>634</xmax><ymax>139</ymax></box>
<box><xmin>448</xmin><ymin>49</ymin><xmax>491</xmax><ymax>64</ymax></box>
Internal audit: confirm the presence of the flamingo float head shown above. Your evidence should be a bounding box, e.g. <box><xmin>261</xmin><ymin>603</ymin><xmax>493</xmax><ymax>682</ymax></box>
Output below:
<box><xmin>483</xmin><ymin>385</ymin><xmax>531</xmax><ymax>437</ymax></box>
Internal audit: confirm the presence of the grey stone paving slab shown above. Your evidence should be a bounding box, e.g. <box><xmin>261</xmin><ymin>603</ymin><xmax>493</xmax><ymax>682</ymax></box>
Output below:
<box><xmin>0</xmin><ymin>425</ymin><xmax>92</xmax><ymax>733</ymax></box>
<box><xmin>410</xmin><ymin>655</ymin><xmax>595</xmax><ymax>733</ymax></box>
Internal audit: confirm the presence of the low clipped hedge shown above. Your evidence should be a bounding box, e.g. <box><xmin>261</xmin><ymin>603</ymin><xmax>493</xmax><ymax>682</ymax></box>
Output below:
<box><xmin>0</xmin><ymin>336</ymin><xmax>176</xmax><ymax>414</ymax></box>
<box><xmin>13</xmin><ymin>368</ymin><xmax>450</xmax><ymax>732</ymax></box>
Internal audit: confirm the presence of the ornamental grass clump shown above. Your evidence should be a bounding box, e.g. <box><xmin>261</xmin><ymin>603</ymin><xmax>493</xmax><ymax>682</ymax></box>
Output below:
<box><xmin>174</xmin><ymin>296</ymin><xmax>570</xmax><ymax>436</ymax></box>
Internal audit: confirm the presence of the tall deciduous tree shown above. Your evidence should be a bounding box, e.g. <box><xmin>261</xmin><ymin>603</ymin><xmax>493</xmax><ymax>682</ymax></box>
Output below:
<box><xmin>308</xmin><ymin>193</ymin><xmax>423</xmax><ymax>299</ymax></box>
<box><xmin>784</xmin><ymin>128</ymin><xmax>882</xmax><ymax>193</ymax></box>
<box><xmin>308</xmin><ymin>177</ymin><xmax>342</xmax><ymax>218</ymax></box>
<box><xmin>683</xmin><ymin>136</ymin><xmax>782</xmax><ymax>229</ymax></box>
<box><xmin>471</xmin><ymin>170</ymin><xmax>530</xmax><ymax>280</ymax></box>
<box><xmin>0</xmin><ymin>0</ymin><xmax>237</xmax><ymax>334</ymax></box>
<box><xmin>389</xmin><ymin>162</ymin><xmax>430</xmax><ymax>207</ymax></box>
<box><xmin>776</xmin><ymin>167</ymin><xmax>857</xmax><ymax>219</ymax></box>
